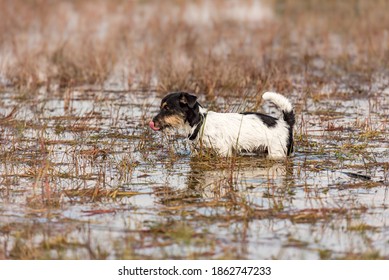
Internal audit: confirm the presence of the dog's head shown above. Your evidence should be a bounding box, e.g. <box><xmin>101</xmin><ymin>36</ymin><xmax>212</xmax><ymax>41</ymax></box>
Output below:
<box><xmin>149</xmin><ymin>92</ymin><xmax>201</xmax><ymax>132</ymax></box>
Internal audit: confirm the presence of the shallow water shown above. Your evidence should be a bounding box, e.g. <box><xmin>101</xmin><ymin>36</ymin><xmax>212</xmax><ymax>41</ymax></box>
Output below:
<box><xmin>0</xmin><ymin>87</ymin><xmax>388</xmax><ymax>259</ymax></box>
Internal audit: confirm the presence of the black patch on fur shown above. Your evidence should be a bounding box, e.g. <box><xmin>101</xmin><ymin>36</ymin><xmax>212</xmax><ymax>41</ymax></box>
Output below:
<box><xmin>179</xmin><ymin>92</ymin><xmax>198</xmax><ymax>108</ymax></box>
<box><xmin>240</xmin><ymin>112</ymin><xmax>277</xmax><ymax>127</ymax></box>
<box><xmin>283</xmin><ymin>110</ymin><xmax>295</xmax><ymax>155</ymax></box>
<box><xmin>185</xmin><ymin>104</ymin><xmax>201</xmax><ymax>127</ymax></box>
<box><xmin>188</xmin><ymin>113</ymin><xmax>206</xmax><ymax>140</ymax></box>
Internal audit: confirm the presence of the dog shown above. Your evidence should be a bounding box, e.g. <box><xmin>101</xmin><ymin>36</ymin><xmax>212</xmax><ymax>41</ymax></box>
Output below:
<box><xmin>149</xmin><ymin>91</ymin><xmax>295</xmax><ymax>159</ymax></box>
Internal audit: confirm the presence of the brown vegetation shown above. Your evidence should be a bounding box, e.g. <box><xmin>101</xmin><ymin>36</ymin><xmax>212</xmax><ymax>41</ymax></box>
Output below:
<box><xmin>1</xmin><ymin>0</ymin><xmax>388</xmax><ymax>96</ymax></box>
<box><xmin>0</xmin><ymin>0</ymin><xmax>388</xmax><ymax>260</ymax></box>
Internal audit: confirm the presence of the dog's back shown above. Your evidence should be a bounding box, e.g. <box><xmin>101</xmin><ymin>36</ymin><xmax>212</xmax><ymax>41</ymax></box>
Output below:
<box><xmin>197</xmin><ymin>111</ymin><xmax>289</xmax><ymax>157</ymax></box>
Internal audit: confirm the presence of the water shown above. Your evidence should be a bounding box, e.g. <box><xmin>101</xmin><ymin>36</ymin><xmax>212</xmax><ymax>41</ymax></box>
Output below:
<box><xmin>0</xmin><ymin>87</ymin><xmax>388</xmax><ymax>259</ymax></box>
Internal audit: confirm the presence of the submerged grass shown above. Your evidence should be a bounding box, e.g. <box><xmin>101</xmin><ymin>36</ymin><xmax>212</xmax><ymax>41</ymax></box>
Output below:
<box><xmin>0</xmin><ymin>0</ymin><xmax>389</xmax><ymax>260</ymax></box>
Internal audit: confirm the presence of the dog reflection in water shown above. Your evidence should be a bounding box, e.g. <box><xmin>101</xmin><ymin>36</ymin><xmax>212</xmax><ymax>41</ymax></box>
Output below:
<box><xmin>153</xmin><ymin>161</ymin><xmax>291</xmax><ymax>202</ymax></box>
<box><xmin>187</xmin><ymin>161</ymin><xmax>290</xmax><ymax>199</ymax></box>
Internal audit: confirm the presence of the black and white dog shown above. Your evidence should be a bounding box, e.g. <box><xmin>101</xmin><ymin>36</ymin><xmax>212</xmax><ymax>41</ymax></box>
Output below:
<box><xmin>149</xmin><ymin>92</ymin><xmax>295</xmax><ymax>159</ymax></box>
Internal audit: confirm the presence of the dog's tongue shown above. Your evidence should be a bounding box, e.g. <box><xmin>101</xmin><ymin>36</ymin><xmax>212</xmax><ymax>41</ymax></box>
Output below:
<box><xmin>149</xmin><ymin>121</ymin><xmax>160</xmax><ymax>131</ymax></box>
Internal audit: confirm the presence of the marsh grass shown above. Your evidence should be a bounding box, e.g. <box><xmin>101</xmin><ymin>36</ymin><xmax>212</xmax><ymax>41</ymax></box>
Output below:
<box><xmin>1</xmin><ymin>0</ymin><xmax>389</xmax><ymax>95</ymax></box>
<box><xmin>0</xmin><ymin>0</ymin><xmax>389</xmax><ymax>260</ymax></box>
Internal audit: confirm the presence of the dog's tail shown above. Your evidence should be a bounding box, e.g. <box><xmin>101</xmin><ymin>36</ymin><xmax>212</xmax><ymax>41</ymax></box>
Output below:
<box><xmin>262</xmin><ymin>91</ymin><xmax>295</xmax><ymax>127</ymax></box>
<box><xmin>262</xmin><ymin>92</ymin><xmax>292</xmax><ymax>113</ymax></box>
<box><xmin>262</xmin><ymin>91</ymin><xmax>295</xmax><ymax>155</ymax></box>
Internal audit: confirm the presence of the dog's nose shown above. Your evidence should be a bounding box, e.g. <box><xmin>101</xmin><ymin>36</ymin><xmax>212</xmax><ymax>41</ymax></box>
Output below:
<box><xmin>149</xmin><ymin>120</ymin><xmax>160</xmax><ymax>131</ymax></box>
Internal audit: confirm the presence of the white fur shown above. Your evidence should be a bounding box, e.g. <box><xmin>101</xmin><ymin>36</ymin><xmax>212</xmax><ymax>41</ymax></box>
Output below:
<box><xmin>188</xmin><ymin>92</ymin><xmax>293</xmax><ymax>159</ymax></box>
<box><xmin>262</xmin><ymin>91</ymin><xmax>293</xmax><ymax>112</ymax></box>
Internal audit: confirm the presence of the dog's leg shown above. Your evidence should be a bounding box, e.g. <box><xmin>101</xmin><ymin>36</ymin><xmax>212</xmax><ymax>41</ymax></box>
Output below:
<box><xmin>267</xmin><ymin>144</ymin><xmax>287</xmax><ymax>159</ymax></box>
<box><xmin>267</xmin><ymin>152</ymin><xmax>285</xmax><ymax>160</ymax></box>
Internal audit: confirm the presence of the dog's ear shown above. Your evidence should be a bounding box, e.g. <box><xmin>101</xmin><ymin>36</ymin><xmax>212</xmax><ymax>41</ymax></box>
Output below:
<box><xmin>179</xmin><ymin>92</ymin><xmax>198</xmax><ymax>108</ymax></box>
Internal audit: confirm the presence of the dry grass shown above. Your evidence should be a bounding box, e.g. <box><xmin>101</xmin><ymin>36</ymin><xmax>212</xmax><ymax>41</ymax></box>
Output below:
<box><xmin>0</xmin><ymin>0</ymin><xmax>388</xmax><ymax>260</ymax></box>
<box><xmin>1</xmin><ymin>0</ymin><xmax>388</xmax><ymax>96</ymax></box>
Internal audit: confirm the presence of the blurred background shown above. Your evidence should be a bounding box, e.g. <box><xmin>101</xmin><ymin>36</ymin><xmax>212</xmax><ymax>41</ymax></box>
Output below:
<box><xmin>1</xmin><ymin>0</ymin><xmax>388</xmax><ymax>96</ymax></box>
